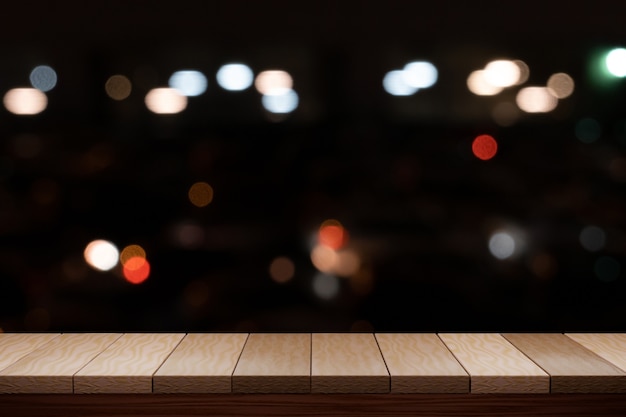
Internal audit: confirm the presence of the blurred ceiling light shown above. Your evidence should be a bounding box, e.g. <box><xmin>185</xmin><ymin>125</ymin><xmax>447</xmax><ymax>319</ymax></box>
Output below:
<box><xmin>84</xmin><ymin>239</ymin><xmax>119</xmax><ymax>271</ymax></box>
<box><xmin>255</xmin><ymin>70</ymin><xmax>293</xmax><ymax>95</ymax></box>
<box><xmin>105</xmin><ymin>75</ymin><xmax>132</xmax><ymax>100</ymax></box>
<box><xmin>144</xmin><ymin>88</ymin><xmax>187</xmax><ymax>114</ymax></box>
<box><xmin>383</xmin><ymin>70</ymin><xmax>418</xmax><ymax>96</ymax></box>
<box><xmin>29</xmin><ymin>65</ymin><xmax>57</xmax><ymax>92</ymax></box>
<box><xmin>515</xmin><ymin>86</ymin><xmax>558</xmax><ymax>113</ymax></box>
<box><xmin>402</xmin><ymin>61</ymin><xmax>438</xmax><ymax>88</ymax></box>
<box><xmin>3</xmin><ymin>88</ymin><xmax>48</xmax><ymax>115</ymax></box>
<box><xmin>483</xmin><ymin>60</ymin><xmax>521</xmax><ymax>87</ymax></box>
<box><xmin>547</xmin><ymin>73</ymin><xmax>575</xmax><ymax>98</ymax></box>
<box><xmin>472</xmin><ymin>134</ymin><xmax>498</xmax><ymax>161</ymax></box>
<box><xmin>605</xmin><ymin>48</ymin><xmax>626</xmax><ymax>77</ymax></box>
<box><xmin>217</xmin><ymin>63</ymin><xmax>253</xmax><ymax>91</ymax></box>
<box><xmin>312</xmin><ymin>273</ymin><xmax>340</xmax><ymax>300</ymax></box>
<box><xmin>168</xmin><ymin>70</ymin><xmax>207</xmax><ymax>96</ymax></box>
<box><xmin>261</xmin><ymin>89</ymin><xmax>299</xmax><ymax>113</ymax></box>
<box><xmin>513</xmin><ymin>60</ymin><xmax>530</xmax><ymax>85</ymax></box>
<box><xmin>488</xmin><ymin>231</ymin><xmax>516</xmax><ymax>260</ymax></box>
<box><xmin>467</xmin><ymin>70</ymin><xmax>503</xmax><ymax>96</ymax></box>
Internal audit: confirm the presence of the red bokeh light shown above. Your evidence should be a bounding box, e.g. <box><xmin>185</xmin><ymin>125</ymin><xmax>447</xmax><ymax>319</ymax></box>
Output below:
<box><xmin>472</xmin><ymin>134</ymin><xmax>498</xmax><ymax>160</ymax></box>
<box><xmin>123</xmin><ymin>256</ymin><xmax>150</xmax><ymax>284</ymax></box>
<box><xmin>318</xmin><ymin>221</ymin><xmax>348</xmax><ymax>250</ymax></box>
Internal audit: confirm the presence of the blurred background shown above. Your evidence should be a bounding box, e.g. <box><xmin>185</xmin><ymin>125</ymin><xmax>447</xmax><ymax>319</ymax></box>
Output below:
<box><xmin>1</xmin><ymin>1</ymin><xmax>626</xmax><ymax>332</ymax></box>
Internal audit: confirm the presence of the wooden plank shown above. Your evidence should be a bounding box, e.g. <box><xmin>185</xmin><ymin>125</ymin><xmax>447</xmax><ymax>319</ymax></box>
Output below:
<box><xmin>232</xmin><ymin>333</ymin><xmax>310</xmax><ymax>393</ymax></box>
<box><xmin>311</xmin><ymin>333</ymin><xmax>389</xmax><ymax>393</ymax></box>
<box><xmin>74</xmin><ymin>333</ymin><xmax>184</xmax><ymax>393</ymax></box>
<box><xmin>375</xmin><ymin>333</ymin><xmax>469</xmax><ymax>393</ymax></box>
<box><xmin>504</xmin><ymin>333</ymin><xmax>626</xmax><ymax>393</ymax></box>
<box><xmin>154</xmin><ymin>333</ymin><xmax>248</xmax><ymax>393</ymax></box>
<box><xmin>565</xmin><ymin>333</ymin><xmax>626</xmax><ymax>373</ymax></box>
<box><xmin>0</xmin><ymin>333</ymin><xmax>60</xmax><ymax>372</ymax></box>
<box><xmin>438</xmin><ymin>333</ymin><xmax>548</xmax><ymax>394</ymax></box>
<box><xmin>0</xmin><ymin>333</ymin><xmax>121</xmax><ymax>393</ymax></box>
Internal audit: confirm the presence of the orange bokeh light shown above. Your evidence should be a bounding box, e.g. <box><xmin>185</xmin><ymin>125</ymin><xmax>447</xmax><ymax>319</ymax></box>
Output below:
<box><xmin>472</xmin><ymin>134</ymin><xmax>498</xmax><ymax>161</ymax></box>
<box><xmin>123</xmin><ymin>256</ymin><xmax>150</xmax><ymax>284</ymax></box>
<box><xmin>318</xmin><ymin>220</ymin><xmax>348</xmax><ymax>250</ymax></box>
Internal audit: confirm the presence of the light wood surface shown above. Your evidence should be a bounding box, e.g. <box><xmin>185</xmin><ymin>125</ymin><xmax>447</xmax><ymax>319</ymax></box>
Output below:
<box><xmin>0</xmin><ymin>333</ymin><xmax>59</xmax><ymax>372</ymax></box>
<box><xmin>438</xmin><ymin>333</ymin><xmax>549</xmax><ymax>393</ymax></box>
<box><xmin>74</xmin><ymin>333</ymin><xmax>184</xmax><ymax>393</ymax></box>
<box><xmin>504</xmin><ymin>333</ymin><xmax>626</xmax><ymax>393</ymax></box>
<box><xmin>0</xmin><ymin>333</ymin><xmax>121</xmax><ymax>394</ymax></box>
<box><xmin>375</xmin><ymin>333</ymin><xmax>469</xmax><ymax>393</ymax></box>
<box><xmin>232</xmin><ymin>333</ymin><xmax>310</xmax><ymax>393</ymax></box>
<box><xmin>154</xmin><ymin>333</ymin><xmax>248</xmax><ymax>393</ymax></box>
<box><xmin>311</xmin><ymin>333</ymin><xmax>389</xmax><ymax>393</ymax></box>
<box><xmin>565</xmin><ymin>333</ymin><xmax>626</xmax><ymax>373</ymax></box>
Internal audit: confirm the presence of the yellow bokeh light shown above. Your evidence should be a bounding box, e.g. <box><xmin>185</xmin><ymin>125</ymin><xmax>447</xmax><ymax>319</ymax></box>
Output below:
<box><xmin>254</xmin><ymin>70</ymin><xmax>293</xmax><ymax>95</ymax></box>
<box><xmin>145</xmin><ymin>88</ymin><xmax>187</xmax><ymax>114</ymax></box>
<box><xmin>188</xmin><ymin>181</ymin><xmax>214</xmax><ymax>207</ymax></box>
<box><xmin>105</xmin><ymin>75</ymin><xmax>132</xmax><ymax>100</ymax></box>
<box><xmin>547</xmin><ymin>72</ymin><xmax>575</xmax><ymax>99</ymax></box>
<box><xmin>120</xmin><ymin>244</ymin><xmax>146</xmax><ymax>266</ymax></box>
<box><xmin>516</xmin><ymin>86</ymin><xmax>558</xmax><ymax>113</ymax></box>
<box><xmin>467</xmin><ymin>70</ymin><xmax>503</xmax><ymax>96</ymax></box>
<box><xmin>3</xmin><ymin>88</ymin><xmax>47</xmax><ymax>115</ymax></box>
<box><xmin>269</xmin><ymin>256</ymin><xmax>295</xmax><ymax>283</ymax></box>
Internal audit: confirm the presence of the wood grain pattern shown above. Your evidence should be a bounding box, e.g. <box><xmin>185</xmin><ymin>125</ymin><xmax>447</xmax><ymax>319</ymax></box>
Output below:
<box><xmin>3</xmin><ymin>393</ymin><xmax>626</xmax><ymax>417</ymax></box>
<box><xmin>0</xmin><ymin>333</ymin><xmax>59</xmax><ymax>372</ymax></box>
<box><xmin>375</xmin><ymin>333</ymin><xmax>469</xmax><ymax>393</ymax></box>
<box><xmin>154</xmin><ymin>333</ymin><xmax>248</xmax><ymax>393</ymax></box>
<box><xmin>0</xmin><ymin>333</ymin><xmax>121</xmax><ymax>394</ymax></box>
<box><xmin>438</xmin><ymin>333</ymin><xmax>549</xmax><ymax>394</ymax></box>
<box><xmin>503</xmin><ymin>333</ymin><xmax>626</xmax><ymax>393</ymax></box>
<box><xmin>232</xmin><ymin>333</ymin><xmax>310</xmax><ymax>393</ymax></box>
<box><xmin>311</xmin><ymin>333</ymin><xmax>389</xmax><ymax>393</ymax></box>
<box><xmin>74</xmin><ymin>333</ymin><xmax>184</xmax><ymax>393</ymax></box>
<box><xmin>565</xmin><ymin>333</ymin><xmax>626</xmax><ymax>373</ymax></box>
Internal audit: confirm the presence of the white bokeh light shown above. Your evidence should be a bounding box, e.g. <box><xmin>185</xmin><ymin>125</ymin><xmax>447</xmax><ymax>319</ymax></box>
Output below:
<box><xmin>383</xmin><ymin>70</ymin><xmax>418</xmax><ymax>96</ymax></box>
<box><xmin>145</xmin><ymin>88</ymin><xmax>188</xmax><ymax>114</ymax></box>
<box><xmin>261</xmin><ymin>89</ymin><xmax>299</xmax><ymax>114</ymax></box>
<box><xmin>84</xmin><ymin>240</ymin><xmax>119</xmax><ymax>271</ymax></box>
<box><xmin>217</xmin><ymin>63</ymin><xmax>254</xmax><ymax>91</ymax></box>
<box><xmin>467</xmin><ymin>70</ymin><xmax>503</xmax><ymax>96</ymax></box>
<box><xmin>483</xmin><ymin>60</ymin><xmax>521</xmax><ymax>88</ymax></box>
<box><xmin>29</xmin><ymin>65</ymin><xmax>57</xmax><ymax>92</ymax></box>
<box><xmin>3</xmin><ymin>88</ymin><xmax>48</xmax><ymax>115</ymax></box>
<box><xmin>255</xmin><ymin>70</ymin><xmax>293</xmax><ymax>95</ymax></box>
<box><xmin>488</xmin><ymin>231</ymin><xmax>516</xmax><ymax>260</ymax></box>
<box><xmin>606</xmin><ymin>48</ymin><xmax>626</xmax><ymax>78</ymax></box>
<box><xmin>168</xmin><ymin>70</ymin><xmax>207</xmax><ymax>96</ymax></box>
<box><xmin>516</xmin><ymin>87</ymin><xmax>558</xmax><ymax>113</ymax></box>
<box><xmin>402</xmin><ymin>61</ymin><xmax>438</xmax><ymax>88</ymax></box>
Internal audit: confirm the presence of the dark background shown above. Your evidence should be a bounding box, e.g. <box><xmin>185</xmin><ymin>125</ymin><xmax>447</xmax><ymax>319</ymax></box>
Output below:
<box><xmin>1</xmin><ymin>1</ymin><xmax>626</xmax><ymax>332</ymax></box>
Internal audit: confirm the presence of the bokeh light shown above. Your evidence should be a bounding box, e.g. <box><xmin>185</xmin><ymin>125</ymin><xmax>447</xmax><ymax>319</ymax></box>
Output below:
<box><xmin>333</xmin><ymin>249</ymin><xmax>361</xmax><ymax>277</ymax></box>
<box><xmin>383</xmin><ymin>70</ymin><xmax>419</xmax><ymax>96</ymax></box>
<box><xmin>312</xmin><ymin>273</ymin><xmax>340</xmax><ymax>300</ymax></box>
<box><xmin>269</xmin><ymin>256</ymin><xmax>295</xmax><ymax>283</ymax></box>
<box><xmin>594</xmin><ymin>256</ymin><xmax>621</xmax><ymax>282</ymax></box>
<box><xmin>513</xmin><ymin>60</ymin><xmax>530</xmax><ymax>85</ymax></box>
<box><xmin>310</xmin><ymin>244</ymin><xmax>338</xmax><ymax>273</ymax></box>
<box><xmin>516</xmin><ymin>86</ymin><xmax>558</xmax><ymax>113</ymax></box>
<box><xmin>483</xmin><ymin>59</ymin><xmax>521</xmax><ymax>87</ymax></box>
<box><xmin>3</xmin><ymin>88</ymin><xmax>48</xmax><ymax>115</ymax></box>
<box><xmin>472</xmin><ymin>134</ymin><xmax>498</xmax><ymax>161</ymax></box>
<box><xmin>318</xmin><ymin>219</ymin><xmax>348</xmax><ymax>249</ymax></box>
<box><xmin>605</xmin><ymin>48</ymin><xmax>626</xmax><ymax>77</ymax></box>
<box><xmin>105</xmin><ymin>75</ymin><xmax>132</xmax><ymax>100</ymax></box>
<box><xmin>122</xmin><ymin>256</ymin><xmax>150</xmax><ymax>284</ymax></box>
<box><xmin>144</xmin><ymin>88</ymin><xmax>187</xmax><ymax>114</ymax></box>
<box><xmin>402</xmin><ymin>61</ymin><xmax>438</xmax><ymax>88</ymax></box>
<box><xmin>575</xmin><ymin>118</ymin><xmax>602</xmax><ymax>143</ymax></box>
<box><xmin>254</xmin><ymin>70</ymin><xmax>293</xmax><ymax>95</ymax></box>
<box><xmin>547</xmin><ymin>73</ymin><xmax>575</xmax><ymax>99</ymax></box>
<box><xmin>169</xmin><ymin>70</ymin><xmax>208</xmax><ymax>97</ymax></box>
<box><xmin>488</xmin><ymin>231</ymin><xmax>516</xmax><ymax>260</ymax></box>
<box><xmin>467</xmin><ymin>70</ymin><xmax>503</xmax><ymax>96</ymax></box>
<box><xmin>188</xmin><ymin>181</ymin><xmax>214</xmax><ymax>207</ymax></box>
<box><xmin>120</xmin><ymin>244</ymin><xmax>146</xmax><ymax>266</ymax></box>
<box><xmin>261</xmin><ymin>89</ymin><xmax>299</xmax><ymax>114</ymax></box>
<box><xmin>579</xmin><ymin>225</ymin><xmax>606</xmax><ymax>252</ymax></box>
<box><xmin>217</xmin><ymin>63</ymin><xmax>254</xmax><ymax>91</ymax></box>
<box><xmin>84</xmin><ymin>240</ymin><xmax>119</xmax><ymax>271</ymax></box>
<box><xmin>29</xmin><ymin>65</ymin><xmax>57</xmax><ymax>92</ymax></box>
